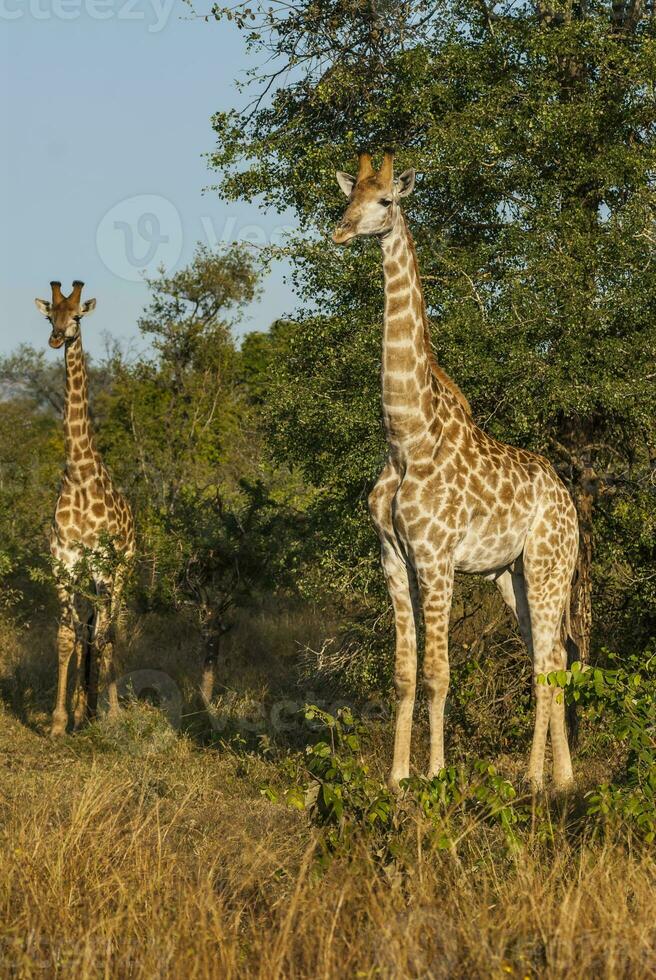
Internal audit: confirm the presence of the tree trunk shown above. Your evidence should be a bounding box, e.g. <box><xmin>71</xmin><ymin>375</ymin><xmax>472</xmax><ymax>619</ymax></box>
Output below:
<box><xmin>199</xmin><ymin>611</ymin><xmax>231</xmax><ymax>710</ymax></box>
<box><xmin>200</xmin><ymin>628</ymin><xmax>220</xmax><ymax>708</ymax></box>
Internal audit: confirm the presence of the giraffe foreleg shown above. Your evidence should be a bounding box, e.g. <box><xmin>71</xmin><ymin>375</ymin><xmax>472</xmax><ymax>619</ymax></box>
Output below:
<box><xmin>386</xmin><ymin>545</ymin><xmax>420</xmax><ymax>789</ymax></box>
<box><xmin>51</xmin><ymin>589</ymin><xmax>77</xmax><ymax>736</ymax></box>
<box><xmin>416</xmin><ymin>558</ymin><xmax>454</xmax><ymax>778</ymax></box>
<box><xmin>369</xmin><ymin>463</ymin><xmax>420</xmax><ymax>789</ymax></box>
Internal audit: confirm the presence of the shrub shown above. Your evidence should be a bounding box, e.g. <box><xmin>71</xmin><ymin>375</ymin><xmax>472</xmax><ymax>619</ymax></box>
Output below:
<box><xmin>75</xmin><ymin>703</ymin><xmax>181</xmax><ymax>758</ymax></box>
<box><xmin>266</xmin><ymin>706</ymin><xmax>533</xmax><ymax>862</ymax></box>
<box><xmin>543</xmin><ymin>649</ymin><xmax>656</xmax><ymax>841</ymax></box>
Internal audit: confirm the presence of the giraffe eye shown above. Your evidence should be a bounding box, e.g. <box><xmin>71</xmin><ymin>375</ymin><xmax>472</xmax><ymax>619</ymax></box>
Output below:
<box><xmin>380</xmin><ymin>198</ymin><xmax>392</xmax><ymax>207</ymax></box>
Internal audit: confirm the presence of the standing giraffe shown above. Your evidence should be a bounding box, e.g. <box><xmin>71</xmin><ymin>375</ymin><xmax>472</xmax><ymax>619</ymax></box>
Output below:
<box><xmin>34</xmin><ymin>281</ymin><xmax>135</xmax><ymax>735</ymax></box>
<box><xmin>332</xmin><ymin>153</ymin><xmax>579</xmax><ymax>791</ymax></box>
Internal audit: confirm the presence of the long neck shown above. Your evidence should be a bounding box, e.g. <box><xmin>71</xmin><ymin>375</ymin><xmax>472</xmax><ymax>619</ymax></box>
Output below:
<box><xmin>380</xmin><ymin>211</ymin><xmax>437</xmax><ymax>457</ymax></box>
<box><xmin>63</xmin><ymin>335</ymin><xmax>100</xmax><ymax>480</ymax></box>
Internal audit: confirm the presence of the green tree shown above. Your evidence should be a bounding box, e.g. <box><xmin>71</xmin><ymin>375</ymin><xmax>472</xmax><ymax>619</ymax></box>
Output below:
<box><xmin>99</xmin><ymin>244</ymin><xmax>259</xmax><ymax>511</ymax></box>
<box><xmin>208</xmin><ymin>0</ymin><xmax>656</xmax><ymax>660</ymax></box>
<box><xmin>97</xmin><ymin>245</ymin><xmax>305</xmax><ymax>698</ymax></box>
<box><xmin>0</xmin><ymin>397</ymin><xmax>61</xmax><ymax>611</ymax></box>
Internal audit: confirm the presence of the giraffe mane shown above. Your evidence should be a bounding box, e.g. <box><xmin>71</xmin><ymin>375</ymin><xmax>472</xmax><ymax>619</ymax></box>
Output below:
<box><xmin>402</xmin><ymin>217</ymin><xmax>472</xmax><ymax>417</ymax></box>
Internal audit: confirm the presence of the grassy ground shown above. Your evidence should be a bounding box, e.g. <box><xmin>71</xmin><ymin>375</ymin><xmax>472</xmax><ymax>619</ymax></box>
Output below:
<box><xmin>0</xmin><ymin>610</ymin><xmax>654</xmax><ymax>979</ymax></box>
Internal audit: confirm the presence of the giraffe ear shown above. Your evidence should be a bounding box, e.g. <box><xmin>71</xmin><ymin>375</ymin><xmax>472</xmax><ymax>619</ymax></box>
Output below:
<box><xmin>336</xmin><ymin>171</ymin><xmax>356</xmax><ymax>197</ymax></box>
<box><xmin>396</xmin><ymin>169</ymin><xmax>416</xmax><ymax>198</ymax></box>
<box><xmin>81</xmin><ymin>298</ymin><xmax>97</xmax><ymax>315</ymax></box>
<box><xmin>35</xmin><ymin>298</ymin><xmax>51</xmax><ymax>317</ymax></box>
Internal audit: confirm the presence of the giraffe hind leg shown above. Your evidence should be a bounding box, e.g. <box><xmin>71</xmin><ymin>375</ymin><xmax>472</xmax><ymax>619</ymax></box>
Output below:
<box><xmin>89</xmin><ymin>580</ymin><xmax>123</xmax><ymax>721</ymax></box>
<box><xmin>106</xmin><ymin>573</ymin><xmax>128</xmax><ymax>719</ymax></box>
<box><xmin>548</xmin><ymin>638</ymin><xmax>574</xmax><ymax>790</ymax></box>
<box><xmin>87</xmin><ymin>588</ymin><xmax>108</xmax><ymax>721</ymax></box>
<box><xmin>495</xmin><ymin>564</ymin><xmax>572</xmax><ymax>789</ymax></box>
<box><xmin>72</xmin><ymin>607</ymin><xmax>94</xmax><ymax>730</ymax></box>
<box><xmin>493</xmin><ymin>564</ymin><xmax>533</xmax><ymax>655</ymax></box>
<box><xmin>522</xmin><ymin>540</ymin><xmax>575</xmax><ymax>792</ymax></box>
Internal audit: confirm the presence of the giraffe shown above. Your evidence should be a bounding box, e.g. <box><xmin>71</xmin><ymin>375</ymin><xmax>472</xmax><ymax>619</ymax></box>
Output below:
<box><xmin>34</xmin><ymin>281</ymin><xmax>135</xmax><ymax>735</ymax></box>
<box><xmin>332</xmin><ymin>153</ymin><xmax>579</xmax><ymax>791</ymax></box>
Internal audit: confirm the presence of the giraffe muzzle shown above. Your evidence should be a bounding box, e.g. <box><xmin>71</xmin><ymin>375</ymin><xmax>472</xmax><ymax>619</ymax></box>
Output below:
<box><xmin>49</xmin><ymin>333</ymin><xmax>66</xmax><ymax>349</ymax></box>
<box><xmin>332</xmin><ymin>225</ymin><xmax>355</xmax><ymax>245</ymax></box>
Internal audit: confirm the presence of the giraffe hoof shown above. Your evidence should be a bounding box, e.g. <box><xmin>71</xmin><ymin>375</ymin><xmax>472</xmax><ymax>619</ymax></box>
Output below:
<box><xmin>50</xmin><ymin>714</ymin><xmax>68</xmax><ymax>737</ymax></box>
<box><xmin>387</xmin><ymin>773</ymin><xmax>406</xmax><ymax>794</ymax></box>
<box><xmin>523</xmin><ymin>774</ymin><xmax>544</xmax><ymax>796</ymax></box>
<box><xmin>553</xmin><ymin>774</ymin><xmax>575</xmax><ymax>794</ymax></box>
<box><xmin>72</xmin><ymin>706</ymin><xmax>87</xmax><ymax>730</ymax></box>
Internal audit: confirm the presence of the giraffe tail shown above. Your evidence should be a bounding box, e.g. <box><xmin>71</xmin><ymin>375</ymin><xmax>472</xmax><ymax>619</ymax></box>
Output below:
<box><xmin>562</xmin><ymin>584</ymin><xmax>580</xmax><ymax>750</ymax></box>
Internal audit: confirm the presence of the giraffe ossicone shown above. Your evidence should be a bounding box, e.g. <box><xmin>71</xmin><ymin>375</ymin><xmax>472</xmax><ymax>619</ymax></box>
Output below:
<box><xmin>34</xmin><ymin>280</ymin><xmax>135</xmax><ymax>736</ymax></box>
<box><xmin>333</xmin><ymin>152</ymin><xmax>579</xmax><ymax>792</ymax></box>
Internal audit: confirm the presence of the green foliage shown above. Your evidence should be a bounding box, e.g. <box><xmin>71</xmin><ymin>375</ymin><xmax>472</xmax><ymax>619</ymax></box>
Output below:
<box><xmin>543</xmin><ymin>649</ymin><xmax>656</xmax><ymax>840</ymax></box>
<box><xmin>0</xmin><ymin>395</ymin><xmax>62</xmax><ymax>613</ymax></box>
<box><xmin>95</xmin><ymin>245</ymin><xmax>305</xmax><ymax>629</ymax></box>
<box><xmin>594</xmin><ymin>490</ymin><xmax>656</xmax><ymax>647</ymax></box>
<box><xmin>139</xmin><ymin>242</ymin><xmax>260</xmax><ymax>359</ymax></box>
<box><xmin>208</xmin><ymin>0</ymin><xmax>656</xmax><ymax>652</ymax></box>
<box><xmin>30</xmin><ymin>530</ymin><xmax>134</xmax><ymax>610</ymax></box>
<box><xmin>239</xmin><ymin>320</ymin><xmax>298</xmax><ymax>406</ymax></box>
<box><xmin>268</xmin><ymin>693</ymin><xmax>656</xmax><ymax>865</ymax></box>
<box><xmin>0</xmin><ymin>246</ymin><xmax>307</xmax><ymax>642</ymax></box>
<box><xmin>268</xmin><ymin>706</ymin><xmax>533</xmax><ymax>861</ymax></box>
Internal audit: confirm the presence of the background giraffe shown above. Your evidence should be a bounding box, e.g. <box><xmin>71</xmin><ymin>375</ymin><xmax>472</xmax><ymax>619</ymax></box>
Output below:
<box><xmin>34</xmin><ymin>281</ymin><xmax>136</xmax><ymax>735</ymax></box>
<box><xmin>333</xmin><ymin>153</ymin><xmax>580</xmax><ymax>791</ymax></box>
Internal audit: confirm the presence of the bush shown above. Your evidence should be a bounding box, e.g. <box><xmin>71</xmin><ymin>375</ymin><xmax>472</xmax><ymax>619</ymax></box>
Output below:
<box><xmin>75</xmin><ymin>703</ymin><xmax>181</xmax><ymax>758</ymax></box>
<box><xmin>544</xmin><ymin>649</ymin><xmax>656</xmax><ymax>841</ymax></box>
<box><xmin>266</xmin><ymin>706</ymin><xmax>533</xmax><ymax>863</ymax></box>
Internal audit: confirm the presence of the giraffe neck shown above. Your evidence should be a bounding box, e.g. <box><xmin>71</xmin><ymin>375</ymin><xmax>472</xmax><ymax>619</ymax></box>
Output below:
<box><xmin>380</xmin><ymin>211</ymin><xmax>438</xmax><ymax>458</ymax></box>
<box><xmin>63</xmin><ymin>335</ymin><xmax>100</xmax><ymax>481</ymax></box>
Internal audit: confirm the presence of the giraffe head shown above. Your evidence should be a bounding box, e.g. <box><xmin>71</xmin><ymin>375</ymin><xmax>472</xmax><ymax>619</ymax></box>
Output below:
<box><xmin>34</xmin><ymin>281</ymin><xmax>96</xmax><ymax>349</ymax></box>
<box><xmin>332</xmin><ymin>151</ymin><xmax>415</xmax><ymax>245</ymax></box>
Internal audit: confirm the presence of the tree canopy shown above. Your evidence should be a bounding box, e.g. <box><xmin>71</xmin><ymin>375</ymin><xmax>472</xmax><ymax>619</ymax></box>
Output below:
<box><xmin>207</xmin><ymin>0</ymin><xmax>656</xmax><ymax>651</ymax></box>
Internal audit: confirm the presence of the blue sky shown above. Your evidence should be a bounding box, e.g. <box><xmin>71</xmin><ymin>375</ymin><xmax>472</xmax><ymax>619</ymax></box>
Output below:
<box><xmin>0</xmin><ymin>1</ymin><xmax>296</xmax><ymax>358</ymax></box>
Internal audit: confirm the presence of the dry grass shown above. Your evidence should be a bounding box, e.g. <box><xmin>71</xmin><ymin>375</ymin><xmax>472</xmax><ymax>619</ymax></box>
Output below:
<box><xmin>0</xmin><ymin>613</ymin><xmax>654</xmax><ymax>978</ymax></box>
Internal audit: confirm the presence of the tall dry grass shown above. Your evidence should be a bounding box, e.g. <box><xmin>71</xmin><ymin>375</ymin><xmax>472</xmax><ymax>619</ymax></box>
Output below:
<box><xmin>0</xmin><ymin>612</ymin><xmax>654</xmax><ymax>978</ymax></box>
<box><xmin>1</xmin><ymin>702</ymin><xmax>655</xmax><ymax>979</ymax></box>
